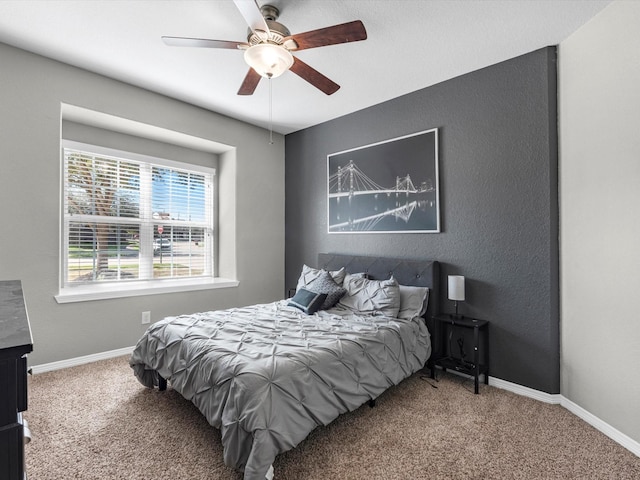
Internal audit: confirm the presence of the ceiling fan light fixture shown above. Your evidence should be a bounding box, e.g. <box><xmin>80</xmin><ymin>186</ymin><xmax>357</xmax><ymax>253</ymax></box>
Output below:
<box><xmin>244</xmin><ymin>43</ymin><xmax>293</xmax><ymax>78</ymax></box>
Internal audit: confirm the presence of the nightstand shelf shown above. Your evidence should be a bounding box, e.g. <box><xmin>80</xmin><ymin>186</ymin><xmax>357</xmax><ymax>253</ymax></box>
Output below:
<box><xmin>429</xmin><ymin>313</ymin><xmax>489</xmax><ymax>394</ymax></box>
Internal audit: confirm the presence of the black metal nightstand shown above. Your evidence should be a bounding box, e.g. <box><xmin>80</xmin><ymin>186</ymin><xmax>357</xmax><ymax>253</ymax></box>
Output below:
<box><xmin>429</xmin><ymin>313</ymin><xmax>489</xmax><ymax>394</ymax></box>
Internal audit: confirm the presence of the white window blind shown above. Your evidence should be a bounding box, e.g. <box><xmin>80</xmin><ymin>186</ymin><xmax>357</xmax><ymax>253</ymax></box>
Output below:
<box><xmin>61</xmin><ymin>141</ymin><xmax>214</xmax><ymax>289</ymax></box>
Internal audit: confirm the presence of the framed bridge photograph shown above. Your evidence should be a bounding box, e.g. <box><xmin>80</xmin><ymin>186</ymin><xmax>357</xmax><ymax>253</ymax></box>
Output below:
<box><xmin>327</xmin><ymin>128</ymin><xmax>440</xmax><ymax>233</ymax></box>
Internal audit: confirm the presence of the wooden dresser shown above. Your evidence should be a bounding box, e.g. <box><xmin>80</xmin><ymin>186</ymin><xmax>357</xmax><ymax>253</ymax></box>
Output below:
<box><xmin>0</xmin><ymin>280</ymin><xmax>33</xmax><ymax>480</ymax></box>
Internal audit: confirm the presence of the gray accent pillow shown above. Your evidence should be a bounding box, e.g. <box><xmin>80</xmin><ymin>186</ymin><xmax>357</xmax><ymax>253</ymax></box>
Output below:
<box><xmin>338</xmin><ymin>274</ymin><xmax>401</xmax><ymax>318</ymax></box>
<box><xmin>397</xmin><ymin>284</ymin><xmax>430</xmax><ymax>320</ymax></box>
<box><xmin>288</xmin><ymin>288</ymin><xmax>327</xmax><ymax>315</ymax></box>
<box><xmin>306</xmin><ymin>271</ymin><xmax>346</xmax><ymax>310</ymax></box>
<box><xmin>296</xmin><ymin>264</ymin><xmax>346</xmax><ymax>291</ymax></box>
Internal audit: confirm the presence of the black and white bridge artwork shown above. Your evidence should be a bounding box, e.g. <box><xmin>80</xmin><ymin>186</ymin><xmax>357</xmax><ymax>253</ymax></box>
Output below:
<box><xmin>327</xmin><ymin>128</ymin><xmax>440</xmax><ymax>233</ymax></box>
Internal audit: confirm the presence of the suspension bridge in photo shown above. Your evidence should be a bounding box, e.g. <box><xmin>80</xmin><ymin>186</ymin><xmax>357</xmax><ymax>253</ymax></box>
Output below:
<box><xmin>328</xmin><ymin>159</ymin><xmax>437</xmax><ymax>231</ymax></box>
<box><xmin>328</xmin><ymin>160</ymin><xmax>433</xmax><ymax>199</ymax></box>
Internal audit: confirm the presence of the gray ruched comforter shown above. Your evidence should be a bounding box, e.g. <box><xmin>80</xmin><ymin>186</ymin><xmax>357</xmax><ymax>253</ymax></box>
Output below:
<box><xmin>130</xmin><ymin>300</ymin><xmax>431</xmax><ymax>480</ymax></box>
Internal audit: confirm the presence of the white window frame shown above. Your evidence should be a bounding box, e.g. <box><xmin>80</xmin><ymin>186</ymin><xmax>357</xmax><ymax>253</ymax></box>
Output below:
<box><xmin>56</xmin><ymin>140</ymin><xmax>236</xmax><ymax>303</ymax></box>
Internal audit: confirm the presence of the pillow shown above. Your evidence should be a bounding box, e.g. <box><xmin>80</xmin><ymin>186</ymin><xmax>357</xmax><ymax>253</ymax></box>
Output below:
<box><xmin>339</xmin><ymin>272</ymin><xmax>369</xmax><ymax>285</ymax></box>
<box><xmin>288</xmin><ymin>288</ymin><xmax>328</xmax><ymax>315</ymax></box>
<box><xmin>306</xmin><ymin>271</ymin><xmax>346</xmax><ymax>310</ymax></box>
<box><xmin>397</xmin><ymin>284</ymin><xmax>430</xmax><ymax>320</ymax></box>
<box><xmin>338</xmin><ymin>274</ymin><xmax>401</xmax><ymax>318</ymax></box>
<box><xmin>296</xmin><ymin>264</ymin><xmax>347</xmax><ymax>291</ymax></box>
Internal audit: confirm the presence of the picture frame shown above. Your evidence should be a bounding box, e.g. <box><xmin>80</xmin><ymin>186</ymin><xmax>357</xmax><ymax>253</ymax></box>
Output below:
<box><xmin>327</xmin><ymin>128</ymin><xmax>440</xmax><ymax>234</ymax></box>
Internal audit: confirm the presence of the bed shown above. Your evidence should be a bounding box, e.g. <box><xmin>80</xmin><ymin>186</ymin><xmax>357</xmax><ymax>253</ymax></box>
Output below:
<box><xmin>130</xmin><ymin>253</ymin><xmax>439</xmax><ymax>480</ymax></box>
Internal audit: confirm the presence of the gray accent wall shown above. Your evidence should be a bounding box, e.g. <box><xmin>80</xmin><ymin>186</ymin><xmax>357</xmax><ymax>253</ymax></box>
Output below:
<box><xmin>285</xmin><ymin>47</ymin><xmax>559</xmax><ymax>393</ymax></box>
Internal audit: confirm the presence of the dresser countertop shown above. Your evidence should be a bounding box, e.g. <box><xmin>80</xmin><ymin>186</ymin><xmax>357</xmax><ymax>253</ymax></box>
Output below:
<box><xmin>0</xmin><ymin>280</ymin><xmax>33</xmax><ymax>356</ymax></box>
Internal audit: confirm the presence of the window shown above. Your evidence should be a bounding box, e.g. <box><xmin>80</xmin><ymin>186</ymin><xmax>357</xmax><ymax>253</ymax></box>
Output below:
<box><xmin>59</xmin><ymin>141</ymin><xmax>215</xmax><ymax>298</ymax></box>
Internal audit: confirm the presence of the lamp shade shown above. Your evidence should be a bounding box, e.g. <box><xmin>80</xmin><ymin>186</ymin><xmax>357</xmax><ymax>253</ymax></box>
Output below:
<box><xmin>448</xmin><ymin>275</ymin><xmax>465</xmax><ymax>301</ymax></box>
<box><xmin>244</xmin><ymin>44</ymin><xmax>294</xmax><ymax>79</ymax></box>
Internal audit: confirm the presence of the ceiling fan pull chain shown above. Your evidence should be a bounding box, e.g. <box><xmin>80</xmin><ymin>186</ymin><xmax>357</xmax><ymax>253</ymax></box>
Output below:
<box><xmin>269</xmin><ymin>77</ymin><xmax>274</xmax><ymax>145</ymax></box>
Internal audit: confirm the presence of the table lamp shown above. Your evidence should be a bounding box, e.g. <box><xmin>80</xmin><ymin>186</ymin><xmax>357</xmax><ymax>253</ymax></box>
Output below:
<box><xmin>448</xmin><ymin>275</ymin><xmax>465</xmax><ymax>318</ymax></box>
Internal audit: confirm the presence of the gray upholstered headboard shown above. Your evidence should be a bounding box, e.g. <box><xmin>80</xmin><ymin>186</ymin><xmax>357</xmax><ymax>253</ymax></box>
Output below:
<box><xmin>317</xmin><ymin>253</ymin><xmax>440</xmax><ymax>321</ymax></box>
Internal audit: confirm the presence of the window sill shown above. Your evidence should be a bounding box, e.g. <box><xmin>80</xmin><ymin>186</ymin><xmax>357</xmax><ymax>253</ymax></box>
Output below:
<box><xmin>55</xmin><ymin>277</ymin><xmax>239</xmax><ymax>303</ymax></box>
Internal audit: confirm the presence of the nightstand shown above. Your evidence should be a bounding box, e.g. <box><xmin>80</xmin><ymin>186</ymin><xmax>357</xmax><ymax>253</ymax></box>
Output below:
<box><xmin>429</xmin><ymin>313</ymin><xmax>489</xmax><ymax>394</ymax></box>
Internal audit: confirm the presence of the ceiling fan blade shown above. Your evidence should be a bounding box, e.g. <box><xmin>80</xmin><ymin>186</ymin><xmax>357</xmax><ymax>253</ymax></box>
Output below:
<box><xmin>289</xmin><ymin>57</ymin><xmax>340</xmax><ymax>95</ymax></box>
<box><xmin>287</xmin><ymin>20</ymin><xmax>367</xmax><ymax>51</ymax></box>
<box><xmin>162</xmin><ymin>36</ymin><xmax>247</xmax><ymax>50</ymax></box>
<box><xmin>237</xmin><ymin>68</ymin><xmax>262</xmax><ymax>95</ymax></box>
<box><xmin>233</xmin><ymin>0</ymin><xmax>270</xmax><ymax>37</ymax></box>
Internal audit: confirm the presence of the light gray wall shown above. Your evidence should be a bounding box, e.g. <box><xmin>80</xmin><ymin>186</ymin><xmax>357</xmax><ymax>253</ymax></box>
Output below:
<box><xmin>0</xmin><ymin>42</ymin><xmax>285</xmax><ymax>366</ymax></box>
<box><xmin>62</xmin><ymin>121</ymin><xmax>219</xmax><ymax>172</ymax></box>
<box><xmin>559</xmin><ymin>1</ymin><xmax>640</xmax><ymax>444</ymax></box>
<box><xmin>285</xmin><ymin>48</ymin><xmax>559</xmax><ymax>393</ymax></box>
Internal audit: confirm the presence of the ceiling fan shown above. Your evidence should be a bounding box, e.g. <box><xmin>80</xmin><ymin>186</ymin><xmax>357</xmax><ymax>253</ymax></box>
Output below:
<box><xmin>162</xmin><ymin>0</ymin><xmax>367</xmax><ymax>96</ymax></box>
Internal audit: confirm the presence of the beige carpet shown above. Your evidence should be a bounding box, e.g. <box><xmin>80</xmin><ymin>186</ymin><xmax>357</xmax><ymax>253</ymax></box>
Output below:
<box><xmin>25</xmin><ymin>356</ymin><xmax>639</xmax><ymax>479</ymax></box>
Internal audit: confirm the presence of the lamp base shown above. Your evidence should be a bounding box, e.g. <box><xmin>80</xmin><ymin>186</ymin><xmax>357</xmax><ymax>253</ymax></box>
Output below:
<box><xmin>449</xmin><ymin>300</ymin><xmax>464</xmax><ymax>319</ymax></box>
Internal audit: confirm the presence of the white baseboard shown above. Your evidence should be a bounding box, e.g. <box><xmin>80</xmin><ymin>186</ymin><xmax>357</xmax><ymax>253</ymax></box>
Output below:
<box><xmin>489</xmin><ymin>376</ymin><xmax>640</xmax><ymax>458</ymax></box>
<box><xmin>560</xmin><ymin>396</ymin><xmax>640</xmax><ymax>457</ymax></box>
<box><xmin>30</xmin><ymin>346</ymin><xmax>134</xmax><ymax>374</ymax></box>
<box><xmin>433</xmin><ymin>366</ymin><xmax>562</xmax><ymax>404</ymax></box>
<box><xmin>489</xmin><ymin>376</ymin><xmax>562</xmax><ymax>404</ymax></box>
<box><xmin>32</xmin><ymin>351</ymin><xmax>640</xmax><ymax>458</ymax></box>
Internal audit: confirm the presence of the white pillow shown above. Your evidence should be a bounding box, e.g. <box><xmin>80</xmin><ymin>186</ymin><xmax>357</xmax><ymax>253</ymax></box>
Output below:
<box><xmin>296</xmin><ymin>264</ymin><xmax>346</xmax><ymax>291</ymax></box>
<box><xmin>338</xmin><ymin>274</ymin><xmax>400</xmax><ymax>318</ymax></box>
<box><xmin>397</xmin><ymin>284</ymin><xmax>430</xmax><ymax>320</ymax></box>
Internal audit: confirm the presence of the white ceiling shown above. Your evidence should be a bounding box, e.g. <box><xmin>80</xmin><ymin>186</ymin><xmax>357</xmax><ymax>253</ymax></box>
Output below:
<box><xmin>0</xmin><ymin>0</ymin><xmax>611</xmax><ymax>135</ymax></box>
